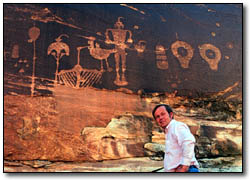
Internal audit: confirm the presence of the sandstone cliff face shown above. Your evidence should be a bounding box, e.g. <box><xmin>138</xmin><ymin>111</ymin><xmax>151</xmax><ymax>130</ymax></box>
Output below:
<box><xmin>4</xmin><ymin>86</ymin><xmax>242</xmax><ymax>172</ymax></box>
<box><xmin>4</xmin><ymin>3</ymin><xmax>242</xmax><ymax>172</ymax></box>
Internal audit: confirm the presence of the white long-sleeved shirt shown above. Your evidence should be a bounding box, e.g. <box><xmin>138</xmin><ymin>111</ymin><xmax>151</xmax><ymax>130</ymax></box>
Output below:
<box><xmin>164</xmin><ymin>119</ymin><xmax>199</xmax><ymax>172</ymax></box>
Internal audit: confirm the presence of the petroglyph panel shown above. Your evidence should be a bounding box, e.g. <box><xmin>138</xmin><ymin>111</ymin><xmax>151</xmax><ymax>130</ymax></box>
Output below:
<box><xmin>4</xmin><ymin>4</ymin><xmax>242</xmax><ymax>96</ymax></box>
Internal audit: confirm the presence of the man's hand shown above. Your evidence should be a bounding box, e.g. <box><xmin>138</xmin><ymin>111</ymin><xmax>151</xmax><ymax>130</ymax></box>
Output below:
<box><xmin>175</xmin><ymin>165</ymin><xmax>189</xmax><ymax>172</ymax></box>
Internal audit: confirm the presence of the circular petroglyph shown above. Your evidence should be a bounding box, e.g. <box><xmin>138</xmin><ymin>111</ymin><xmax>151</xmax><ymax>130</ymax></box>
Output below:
<box><xmin>199</xmin><ymin>43</ymin><xmax>222</xmax><ymax>71</ymax></box>
<box><xmin>171</xmin><ymin>40</ymin><xmax>194</xmax><ymax>69</ymax></box>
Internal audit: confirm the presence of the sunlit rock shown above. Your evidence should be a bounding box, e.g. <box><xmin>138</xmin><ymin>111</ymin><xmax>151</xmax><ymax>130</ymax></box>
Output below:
<box><xmin>81</xmin><ymin>113</ymin><xmax>152</xmax><ymax>161</ymax></box>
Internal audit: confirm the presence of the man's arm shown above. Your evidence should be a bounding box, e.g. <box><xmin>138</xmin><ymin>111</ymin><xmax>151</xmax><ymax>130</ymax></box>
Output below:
<box><xmin>175</xmin><ymin>123</ymin><xmax>196</xmax><ymax>171</ymax></box>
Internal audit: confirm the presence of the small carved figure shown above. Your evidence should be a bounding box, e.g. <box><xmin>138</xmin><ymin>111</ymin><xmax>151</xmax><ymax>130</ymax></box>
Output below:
<box><xmin>47</xmin><ymin>34</ymin><xmax>70</xmax><ymax>85</ymax></box>
<box><xmin>86</xmin><ymin>36</ymin><xmax>116</xmax><ymax>72</ymax></box>
<box><xmin>155</xmin><ymin>44</ymin><xmax>168</xmax><ymax>69</ymax></box>
<box><xmin>11</xmin><ymin>44</ymin><xmax>19</xmax><ymax>59</ymax></box>
<box><xmin>28</xmin><ymin>25</ymin><xmax>40</xmax><ymax>96</ymax></box>
<box><xmin>135</xmin><ymin>40</ymin><xmax>147</xmax><ymax>57</ymax></box>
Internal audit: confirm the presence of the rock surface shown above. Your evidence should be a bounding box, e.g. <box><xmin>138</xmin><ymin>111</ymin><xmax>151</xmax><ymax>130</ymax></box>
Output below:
<box><xmin>4</xmin><ymin>95</ymin><xmax>89</xmax><ymax>162</ymax></box>
<box><xmin>4</xmin><ymin>156</ymin><xmax>242</xmax><ymax>172</ymax></box>
<box><xmin>4</xmin><ymin>87</ymin><xmax>242</xmax><ymax>172</ymax></box>
<box><xmin>4</xmin><ymin>157</ymin><xmax>163</xmax><ymax>172</ymax></box>
<box><xmin>80</xmin><ymin>113</ymin><xmax>152</xmax><ymax>161</ymax></box>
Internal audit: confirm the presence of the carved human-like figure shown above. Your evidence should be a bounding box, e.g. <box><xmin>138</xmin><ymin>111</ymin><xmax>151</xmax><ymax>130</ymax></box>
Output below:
<box><xmin>105</xmin><ymin>17</ymin><xmax>133</xmax><ymax>86</ymax></box>
<box><xmin>47</xmin><ymin>34</ymin><xmax>70</xmax><ymax>86</ymax></box>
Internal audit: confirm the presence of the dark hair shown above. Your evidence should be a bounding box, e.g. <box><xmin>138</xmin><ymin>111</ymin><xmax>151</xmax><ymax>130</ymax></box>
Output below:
<box><xmin>152</xmin><ymin>104</ymin><xmax>174</xmax><ymax>119</ymax></box>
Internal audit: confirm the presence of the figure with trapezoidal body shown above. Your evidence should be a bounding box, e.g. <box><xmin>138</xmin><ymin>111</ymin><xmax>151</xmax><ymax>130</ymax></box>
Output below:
<box><xmin>105</xmin><ymin>17</ymin><xmax>133</xmax><ymax>86</ymax></box>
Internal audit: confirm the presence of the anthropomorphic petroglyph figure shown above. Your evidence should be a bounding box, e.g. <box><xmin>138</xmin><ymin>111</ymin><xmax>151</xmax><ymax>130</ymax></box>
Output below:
<box><xmin>47</xmin><ymin>34</ymin><xmax>70</xmax><ymax>86</ymax></box>
<box><xmin>105</xmin><ymin>17</ymin><xmax>133</xmax><ymax>86</ymax></box>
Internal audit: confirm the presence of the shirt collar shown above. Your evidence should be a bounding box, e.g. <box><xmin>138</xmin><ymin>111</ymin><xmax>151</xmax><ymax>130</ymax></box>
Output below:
<box><xmin>165</xmin><ymin>119</ymin><xmax>175</xmax><ymax>133</ymax></box>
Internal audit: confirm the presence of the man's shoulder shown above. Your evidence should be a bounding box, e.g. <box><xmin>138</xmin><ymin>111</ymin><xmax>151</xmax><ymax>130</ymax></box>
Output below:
<box><xmin>171</xmin><ymin>120</ymin><xmax>189</xmax><ymax>129</ymax></box>
<box><xmin>171</xmin><ymin>120</ymin><xmax>194</xmax><ymax>138</ymax></box>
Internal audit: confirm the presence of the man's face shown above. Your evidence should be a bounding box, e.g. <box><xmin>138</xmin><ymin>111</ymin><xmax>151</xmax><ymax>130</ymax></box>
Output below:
<box><xmin>154</xmin><ymin>106</ymin><xmax>172</xmax><ymax>129</ymax></box>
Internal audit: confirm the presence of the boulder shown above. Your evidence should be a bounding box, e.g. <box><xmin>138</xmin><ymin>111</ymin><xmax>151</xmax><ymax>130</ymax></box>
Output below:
<box><xmin>81</xmin><ymin>113</ymin><xmax>153</xmax><ymax>161</ymax></box>
<box><xmin>106</xmin><ymin>114</ymin><xmax>152</xmax><ymax>142</ymax></box>
<box><xmin>151</xmin><ymin>130</ymin><xmax>165</xmax><ymax>144</ymax></box>
<box><xmin>144</xmin><ymin>142</ymin><xmax>165</xmax><ymax>160</ymax></box>
<box><xmin>196</xmin><ymin>124</ymin><xmax>242</xmax><ymax>158</ymax></box>
<box><xmin>198</xmin><ymin>156</ymin><xmax>242</xmax><ymax>172</ymax></box>
<box><xmin>144</xmin><ymin>143</ymin><xmax>165</xmax><ymax>153</ymax></box>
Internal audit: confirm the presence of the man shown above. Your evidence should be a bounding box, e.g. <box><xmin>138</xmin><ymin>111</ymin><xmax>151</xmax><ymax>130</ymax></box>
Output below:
<box><xmin>152</xmin><ymin>104</ymin><xmax>199</xmax><ymax>172</ymax></box>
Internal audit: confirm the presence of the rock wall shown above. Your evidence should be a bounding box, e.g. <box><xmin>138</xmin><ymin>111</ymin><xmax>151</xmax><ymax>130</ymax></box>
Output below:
<box><xmin>4</xmin><ymin>87</ymin><xmax>242</xmax><ymax>170</ymax></box>
<box><xmin>4</xmin><ymin>4</ymin><xmax>242</xmax><ymax>96</ymax></box>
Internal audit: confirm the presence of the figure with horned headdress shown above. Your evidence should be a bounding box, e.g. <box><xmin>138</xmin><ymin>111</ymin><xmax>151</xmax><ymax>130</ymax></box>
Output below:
<box><xmin>105</xmin><ymin>17</ymin><xmax>133</xmax><ymax>86</ymax></box>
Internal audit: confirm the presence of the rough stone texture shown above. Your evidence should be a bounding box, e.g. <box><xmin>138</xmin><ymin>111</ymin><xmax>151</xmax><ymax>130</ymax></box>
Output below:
<box><xmin>80</xmin><ymin>113</ymin><xmax>152</xmax><ymax>161</ymax></box>
<box><xmin>54</xmin><ymin>86</ymin><xmax>149</xmax><ymax>134</ymax></box>
<box><xmin>106</xmin><ymin>114</ymin><xmax>152</xmax><ymax>142</ymax></box>
<box><xmin>4</xmin><ymin>157</ymin><xmax>163</xmax><ymax>172</ymax></box>
<box><xmin>4</xmin><ymin>91</ymin><xmax>152</xmax><ymax>162</ymax></box>
<box><xmin>199</xmin><ymin>156</ymin><xmax>242</xmax><ymax>172</ymax></box>
<box><xmin>144</xmin><ymin>143</ymin><xmax>165</xmax><ymax>153</ymax></box>
<box><xmin>3</xmin><ymin>156</ymin><xmax>242</xmax><ymax>172</ymax></box>
<box><xmin>151</xmin><ymin>131</ymin><xmax>165</xmax><ymax>144</ymax></box>
<box><xmin>4</xmin><ymin>95</ymin><xmax>89</xmax><ymax>162</ymax></box>
<box><xmin>4</xmin><ymin>89</ymin><xmax>242</xmax><ymax>166</ymax></box>
<box><xmin>196</xmin><ymin>124</ymin><xmax>242</xmax><ymax>158</ymax></box>
<box><xmin>144</xmin><ymin>143</ymin><xmax>165</xmax><ymax>160</ymax></box>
